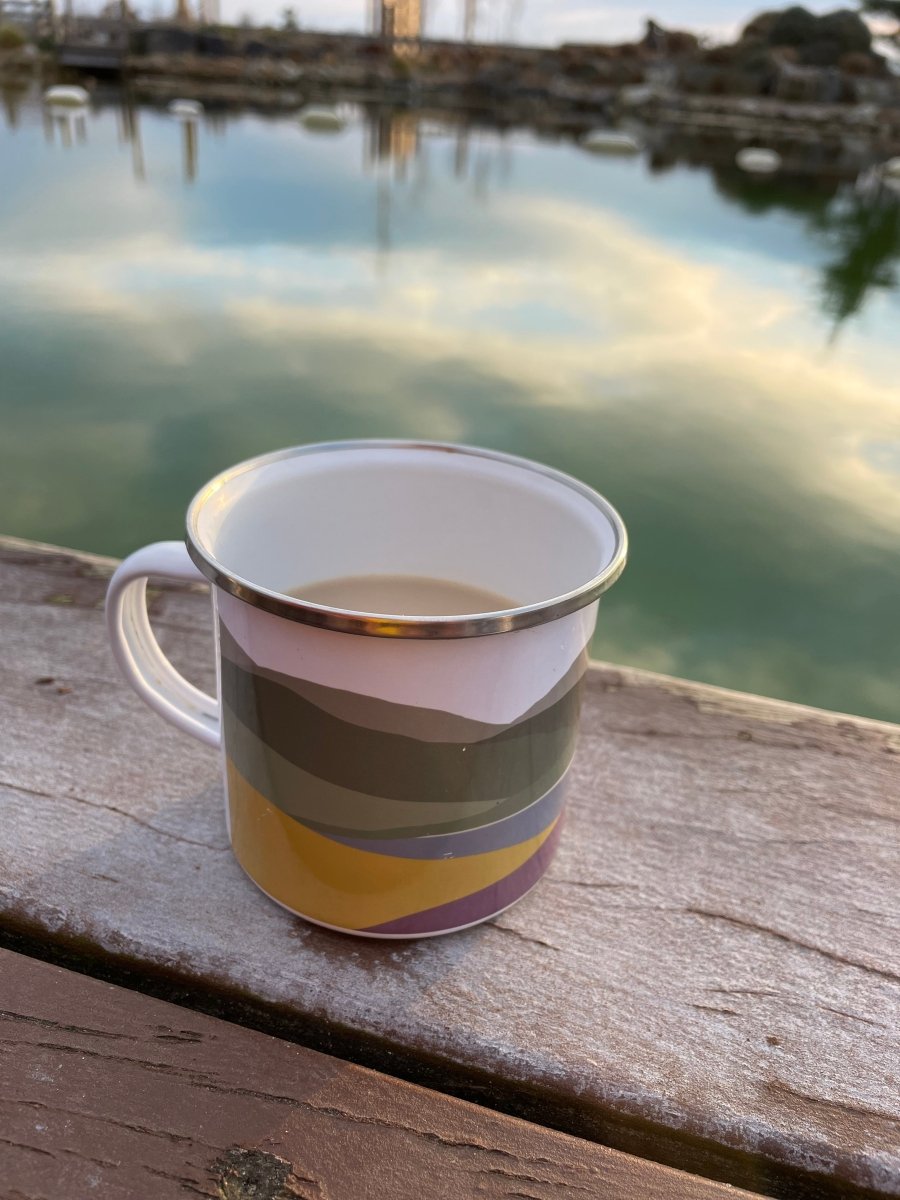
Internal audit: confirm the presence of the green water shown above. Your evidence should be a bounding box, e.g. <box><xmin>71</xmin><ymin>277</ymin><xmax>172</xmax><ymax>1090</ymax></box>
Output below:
<box><xmin>1</xmin><ymin>92</ymin><xmax>898</xmax><ymax>721</ymax></box>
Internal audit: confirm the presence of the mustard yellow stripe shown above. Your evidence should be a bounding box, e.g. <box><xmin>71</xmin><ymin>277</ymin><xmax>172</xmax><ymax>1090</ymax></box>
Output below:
<box><xmin>226</xmin><ymin>759</ymin><xmax>560</xmax><ymax>931</ymax></box>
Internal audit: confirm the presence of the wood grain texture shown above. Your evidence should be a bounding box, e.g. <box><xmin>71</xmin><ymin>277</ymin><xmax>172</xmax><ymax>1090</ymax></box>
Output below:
<box><xmin>0</xmin><ymin>537</ymin><xmax>898</xmax><ymax>1199</ymax></box>
<box><xmin>0</xmin><ymin>949</ymin><xmax>759</xmax><ymax>1200</ymax></box>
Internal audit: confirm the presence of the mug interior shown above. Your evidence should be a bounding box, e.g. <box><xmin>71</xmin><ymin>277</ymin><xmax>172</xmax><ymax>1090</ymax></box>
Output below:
<box><xmin>190</xmin><ymin>443</ymin><xmax>623</xmax><ymax>617</ymax></box>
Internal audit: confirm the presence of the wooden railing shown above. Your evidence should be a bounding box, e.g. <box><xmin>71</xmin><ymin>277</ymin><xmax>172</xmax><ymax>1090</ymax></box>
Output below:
<box><xmin>1</xmin><ymin>535</ymin><xmax>897</xmax><ymax>1199</ymax></box>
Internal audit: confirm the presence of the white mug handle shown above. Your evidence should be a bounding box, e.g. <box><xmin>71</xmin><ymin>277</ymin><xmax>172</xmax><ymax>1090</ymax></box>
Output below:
<box><xmin>105</xmin><ymin>541</ymin><xmax>221</xmax><ymax>748</ymax></box>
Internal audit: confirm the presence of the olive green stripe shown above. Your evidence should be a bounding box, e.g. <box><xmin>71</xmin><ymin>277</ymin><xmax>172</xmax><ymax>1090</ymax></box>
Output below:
<box><xmin>220</xmin><ymin>652</ymin><xmax>582</xmax><ymax>806</ymax></box>
<box><xmin>218</xmin><ymin>619</ymin><xmax>586</xmax><ymax>744</ymax></box>
<box><xmin>218</xmin><ymin>621</ymin><xmax>494</xmax><ymax>742</ymax></box>
<box><xmin>223</xmin><ymin>701</ymin><xmax>575</xmax><ymax>838</ymax></box>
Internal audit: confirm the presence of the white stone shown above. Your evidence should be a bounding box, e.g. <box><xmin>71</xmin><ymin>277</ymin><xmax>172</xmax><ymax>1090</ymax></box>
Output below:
<box><xmin>299</xmin><ymin>105</ymin><xmax>347</xmax><ymax>133</ymax></box>
<box><xmin>581</xmin><ymin>129</ymin><xmax>642</xmax><ymax>156</ymax></box>
<box><xmin>168</xmin><ymin>99</ymin><xmax>204</xmax><ymax>120</ymax></box>
<box><xmin>735</xmin><ymin>147</ymin><xmax>782</xmax><ymax>175</ymax></box>
<box><xmin>44</xmin><ymin>85</ymin><xmax>89</xmax><ymax>109</ymax></box>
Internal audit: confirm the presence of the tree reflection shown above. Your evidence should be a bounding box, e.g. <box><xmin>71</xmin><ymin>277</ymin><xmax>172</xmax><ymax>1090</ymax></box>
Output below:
<box><xmin>1</xmin><ymin>84</ymin><xmax>24</xmax><ymax>129</ymax></box>
<box><xmin>818</xmin><ymin>191</ymin><xmax>900</xmax><ymax>327</ymax></box>
<box><xmin>711</xmin><ymin>165</ymin><xmax>900</xmax><ymax>331</ymax></box>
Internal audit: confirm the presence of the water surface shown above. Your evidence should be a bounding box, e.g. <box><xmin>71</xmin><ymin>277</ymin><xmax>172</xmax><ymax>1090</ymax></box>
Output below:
<box><xmin>1</xmin><ymin>91</ymin><xmax>898</xmax><ymax>720</ymax></box>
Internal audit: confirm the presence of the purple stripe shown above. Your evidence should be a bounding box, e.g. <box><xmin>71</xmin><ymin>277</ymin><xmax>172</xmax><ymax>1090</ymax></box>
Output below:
<box><xmin>325</xmin><ymin>773</ymin><xmax>569</xmax><ymax>860</ymax></box>
<box><xmin>363</xmin><ymin>816</ymin><xmax>565</xmax><ymax>936</ymax></box>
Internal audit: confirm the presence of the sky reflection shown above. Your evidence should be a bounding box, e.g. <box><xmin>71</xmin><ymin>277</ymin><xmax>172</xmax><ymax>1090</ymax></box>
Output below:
<box><xmin>0</xmin><ymin>94</ymin><xmax>898</xmax><ymax>720</ymax></box>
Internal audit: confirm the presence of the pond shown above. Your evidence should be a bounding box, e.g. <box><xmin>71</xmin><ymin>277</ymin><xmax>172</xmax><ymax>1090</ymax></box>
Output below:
<box><xmin>1</xmin><ymin>89</ymin><xmax>898</xmax><ymax>721</ymax></box>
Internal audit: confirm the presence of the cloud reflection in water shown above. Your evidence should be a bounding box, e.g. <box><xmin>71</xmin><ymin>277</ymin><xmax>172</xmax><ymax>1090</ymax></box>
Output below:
<box><xmin>0</xmin><ymin>100</ymin><xmax>898</xmax><ymax>720</ymax></box>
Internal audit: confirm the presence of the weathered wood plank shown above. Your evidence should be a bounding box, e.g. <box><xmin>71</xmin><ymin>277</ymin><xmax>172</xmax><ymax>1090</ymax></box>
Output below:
<box><xmin>0</xmin><ymin>948</ymin><xmax>759</xmax><ymax>1200</ymax></box>
<box><xmin>0</xmin><ymin>537</ymin><xmax>898</xmax><ymax>1199</ymax></box>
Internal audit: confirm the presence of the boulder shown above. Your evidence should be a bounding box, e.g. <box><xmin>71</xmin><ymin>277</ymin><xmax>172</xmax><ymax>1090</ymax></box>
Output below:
<box><xmin>817</xmin><ymin>10</ymin><xmax>871</xmax><ymax>55</ymax></box>
<box><xmin>640</xmin><ymin>19</ymin><xmax>700</xmax><ymax>55</ymax></box>
<box><xmin>802</xmin><ymin>39</ymin><xmax>849</xmax><ymax>66</ymax></box>
<box><xmin>839</xmin><ymin>50</ymin><xmax>881</xmax><ymax>75</ymax></box>
<box><xmin>733</xmin><ymin>7</ymin><xmax>879</xmax><ymax>77</ymax></box>
<box><xmin>741</xmin><ymin>11</ymin><xmax>781</xmax><ymax>40</ymax></box>
<box><xmin>768</xmin><ymin>7</ymin><xmax>820</xmax><ymax>47</ymax></box>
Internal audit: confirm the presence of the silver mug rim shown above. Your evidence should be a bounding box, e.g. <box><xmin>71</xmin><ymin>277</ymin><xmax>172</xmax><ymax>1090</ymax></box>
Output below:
<box><xmin>185</xmin><ymin>440</ymin><xmax>628</xmax><ymax>639</ymax></box>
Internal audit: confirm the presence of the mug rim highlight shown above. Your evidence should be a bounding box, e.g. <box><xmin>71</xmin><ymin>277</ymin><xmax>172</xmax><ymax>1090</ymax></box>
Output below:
<box><xmin>185</xmin><ymin>439</ymin><xmax>627</xmax><ymax>639</ymax></box>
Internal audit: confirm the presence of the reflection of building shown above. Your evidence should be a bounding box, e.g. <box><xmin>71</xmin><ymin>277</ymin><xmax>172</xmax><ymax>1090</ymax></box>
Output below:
<box><xmin>366</xmin><ymin>108</ymin><xmax>419</xmax><ymax>177</ymax></box>
<box><xmin>363</xmin><ymin>108</ymin><xmax>424</xmax><ymax>268</ymax></box>
<box><xmin>370</xmin><ymin>0</ymin><xmax>424</xmax><ymax>40</ymax></box>
<box><xmin>118</xmin><ymin>100</ymin><xmax>145</xmax><ymax>181</ymax></box>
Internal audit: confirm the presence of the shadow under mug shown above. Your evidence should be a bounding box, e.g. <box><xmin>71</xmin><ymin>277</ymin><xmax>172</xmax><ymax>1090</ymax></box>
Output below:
<box><xmin>106</xmin><ymin>441</ymin><xmax>627</xmax><ymax>937</ymax></box>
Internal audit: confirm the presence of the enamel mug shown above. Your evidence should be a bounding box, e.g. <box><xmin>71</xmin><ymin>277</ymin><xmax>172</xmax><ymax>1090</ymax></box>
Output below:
<box><xmin>106</xmin><ymin>442</ymin><xmax>627</xmax><ymax>937</ymax></box>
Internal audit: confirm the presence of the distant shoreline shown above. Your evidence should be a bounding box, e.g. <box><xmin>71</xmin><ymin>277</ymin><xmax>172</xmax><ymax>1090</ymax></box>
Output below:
<box><xmin>3</xmin><ymin>15</ymin><xmax>899</xmax><ymax>171</ymax></box>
